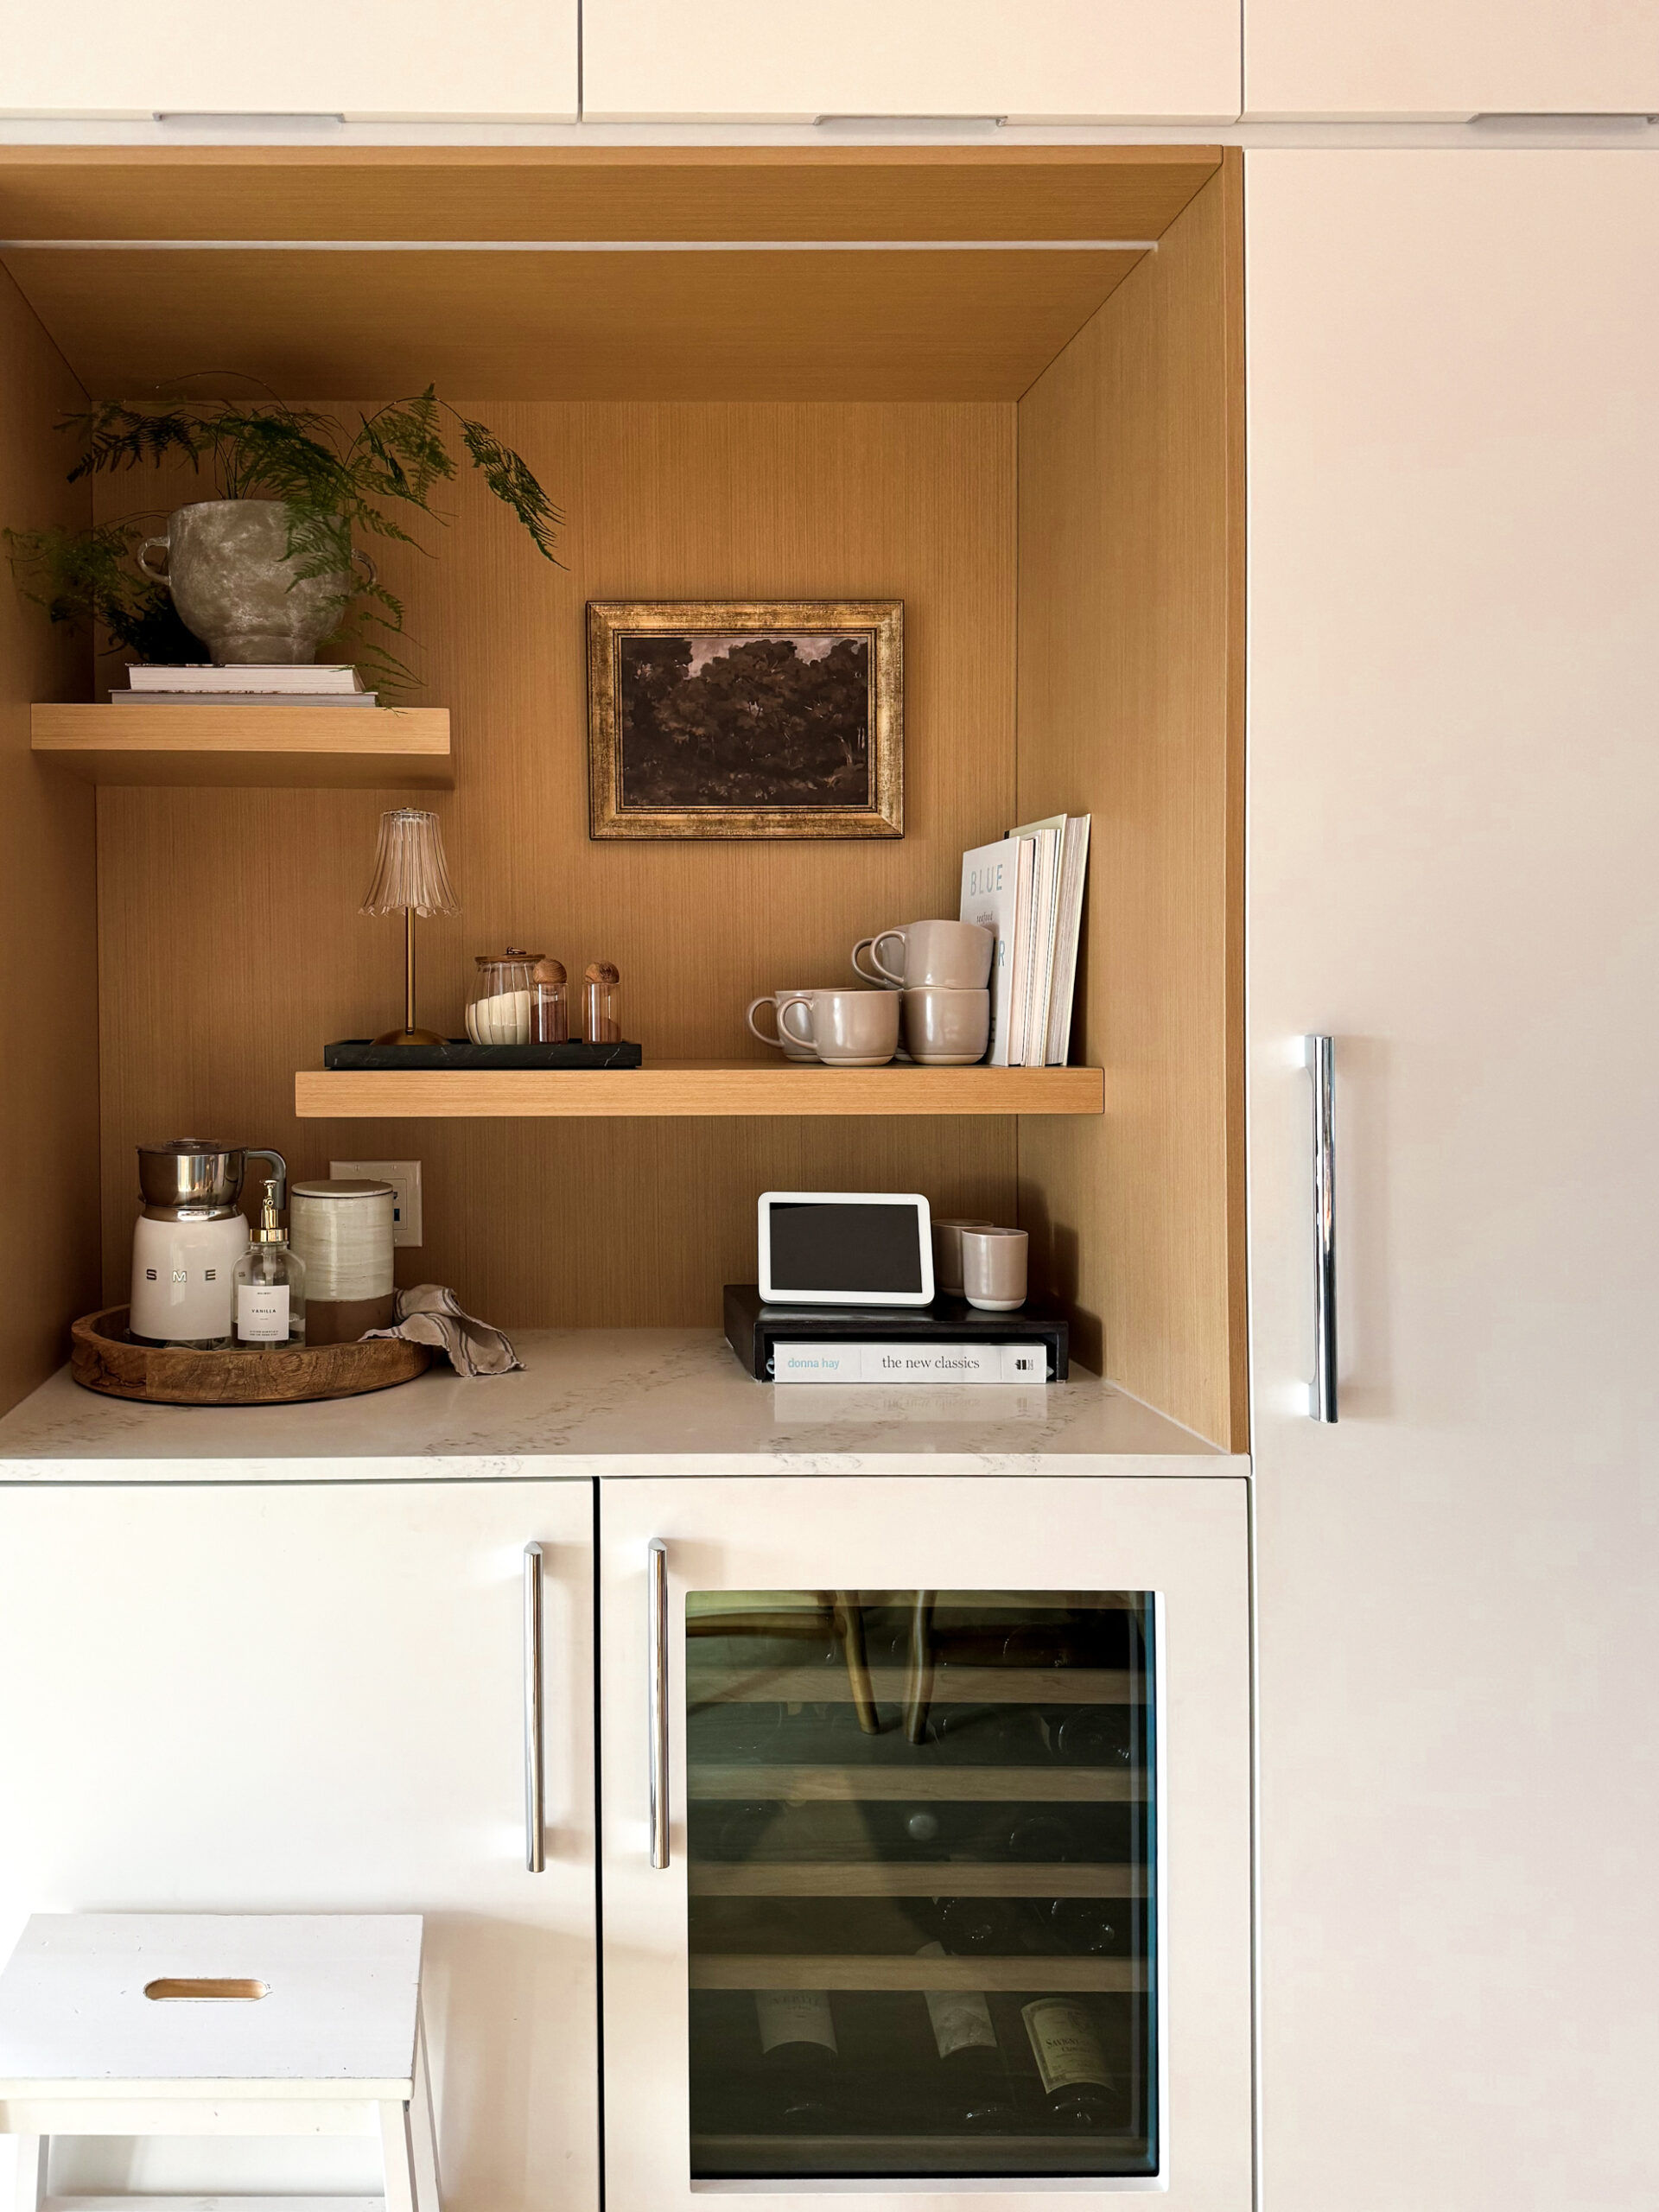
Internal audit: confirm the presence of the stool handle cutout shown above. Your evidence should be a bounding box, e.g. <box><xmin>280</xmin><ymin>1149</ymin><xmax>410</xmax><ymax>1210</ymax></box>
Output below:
<box><xmin>144</xmin><ymin>1978</ymin><xmax>270</xmax><ymax>2000</ymax></box>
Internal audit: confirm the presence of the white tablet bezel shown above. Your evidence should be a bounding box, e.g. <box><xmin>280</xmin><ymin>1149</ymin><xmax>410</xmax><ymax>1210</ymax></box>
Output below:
<box><xmin>757</xmin><ymin>1190</ymin><xmax>935</xmax><ymax>1307</ymax></box>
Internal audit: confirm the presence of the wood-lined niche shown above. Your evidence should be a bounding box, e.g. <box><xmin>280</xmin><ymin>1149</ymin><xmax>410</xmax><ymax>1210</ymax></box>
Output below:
<box><xmin>0</xmin><ymin>144</ymin><xmax>1245</xmax><ymax>1448</ymax></box>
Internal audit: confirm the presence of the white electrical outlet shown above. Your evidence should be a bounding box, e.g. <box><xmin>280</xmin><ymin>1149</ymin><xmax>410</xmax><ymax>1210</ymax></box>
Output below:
<box><xmin>330</xmin><ymin>1159</ymin><xmax>423</xmax><ymax>1247</ymax></box>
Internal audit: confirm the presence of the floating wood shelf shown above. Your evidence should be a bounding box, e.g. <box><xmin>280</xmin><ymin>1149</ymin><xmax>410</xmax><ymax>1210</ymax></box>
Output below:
<box><xmin>294</xmin><ymin>1062</ymin><xmax>1105</xmax><ymax>1119</ymax></box>
<box><xmin>31</xmin><ymin>704</ymin><xmax>453</xmax><ymax>788</ymax></box>
<box><xmin>689</xmin><ymin>1955</ymin><xmax>1144</xmax><ymax>1993</ymax></box>
<box><xmin>689</xmin><ymin>1863</ymin><xmax>1145</xmax><ymax>1899</ymax></box>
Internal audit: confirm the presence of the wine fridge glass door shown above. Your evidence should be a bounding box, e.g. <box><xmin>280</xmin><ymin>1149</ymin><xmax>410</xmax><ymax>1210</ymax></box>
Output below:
<box><xmin>598</xmin><ymin>1477</ymin><xmax>1250</xmax><ymax>2211</ymax></box>
<box><xmin>684</xmin><ymin>1588</ymin><xmax>1160</xmax><ymax>2184</ymax></box>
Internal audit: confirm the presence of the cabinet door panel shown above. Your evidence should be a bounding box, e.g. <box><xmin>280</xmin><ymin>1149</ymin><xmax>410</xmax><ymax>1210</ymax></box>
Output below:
<box><xmin>599</xmin><ymin>1475</ymin><xmax>1250</xmax><ymax>2211</ymax></box>
<box><xmin>1247</xmin><ymin>151</ymin><xmax>1659</xmax><ymax>2209</ymax></box>
<box><xmin>0</xmin><ymin>1478</ymin><xmax>597</xmax><ymax>2212</ymax></box>
<box><xmin>1245</xmin><ymin>0</ymin><xmax>1658</xmax><ymax>118</ymax></box>
<box><xmin>582</xmin><ymin>0</ymin><xmax>1240</xmax><ymax>124</ymax></box>
<box><xmin>0</xmin><ymin>0</ymin><xmax>577</xmax><ymax>119</ymax></box>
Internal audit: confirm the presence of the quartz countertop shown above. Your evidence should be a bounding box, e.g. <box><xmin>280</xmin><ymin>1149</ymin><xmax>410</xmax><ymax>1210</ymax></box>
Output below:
<box><xmin>0</xmin><ymin>1329</ymin><xmax>1236</xmax><ymax>1479</ymax></box>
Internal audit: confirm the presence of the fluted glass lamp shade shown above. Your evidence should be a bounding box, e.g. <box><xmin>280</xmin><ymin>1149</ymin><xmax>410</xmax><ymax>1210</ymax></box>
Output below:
<box><xmin>360</xmin><ymin>808</ymin><xmax>460</xmax><ymax>919</ymax></box>
<box><xmin>361</xmin><ymin>809</ymin><xmax>460</xmax><ymax>1046</ymax></box>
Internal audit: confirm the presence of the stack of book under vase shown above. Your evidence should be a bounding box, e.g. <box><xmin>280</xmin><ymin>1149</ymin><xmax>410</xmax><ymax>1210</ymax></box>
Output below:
<box><xmin>109</xmin><ymin>665</ymin><xmax>377</xmax><ymax>708</ymax></box>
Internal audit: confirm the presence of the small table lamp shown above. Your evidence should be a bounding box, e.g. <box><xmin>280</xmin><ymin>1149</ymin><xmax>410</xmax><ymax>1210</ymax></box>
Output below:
<box><xmin>361</xmin><ymin>807</ymin><xmax>460</xmax><ymax>1046</ymax></box>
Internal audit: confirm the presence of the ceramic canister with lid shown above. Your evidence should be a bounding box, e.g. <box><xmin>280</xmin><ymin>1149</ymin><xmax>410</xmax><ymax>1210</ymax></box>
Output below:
<box><xmin>288</xmin><ymin>1179</ymin><xmax>396</xmax><ymax>1345</ymax></box>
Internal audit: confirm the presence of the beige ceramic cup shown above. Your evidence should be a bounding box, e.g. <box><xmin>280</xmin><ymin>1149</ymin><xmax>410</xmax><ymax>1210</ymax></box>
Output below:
<box><xmin>853</xmin><ymin>918</ymin><xmax>994</xmax><ymax>990</ymax></box>
<box><xmin>778</xmin><ymin>988</ymin><xmax>900</xmax><ymax>1067</ymax></box>
<box><xmin>931</xmin><ymin>1217</ymin><xmax>994</xmax><ymax>1298</ymax></box>
<box><xmin>747</xmin><ymin>990</ymin><xmax>818</xmax><ymax>1062</ymax></box>
<box><xmin>902</xmin><ymin>986</ymin><xmax>991</xmax><ymax>1066</ymax></box>
<box><xmin>961</xmin><ymin>1225</ymin><xmax>1029</xmax><ymax>1312</ymax></box>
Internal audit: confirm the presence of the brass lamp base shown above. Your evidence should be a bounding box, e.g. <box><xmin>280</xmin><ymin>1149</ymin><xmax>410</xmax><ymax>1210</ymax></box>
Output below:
<box><xmin>373</xmin><ymin>1023</ymin><xmax>448</xmax><ymax>1047</ymax></box>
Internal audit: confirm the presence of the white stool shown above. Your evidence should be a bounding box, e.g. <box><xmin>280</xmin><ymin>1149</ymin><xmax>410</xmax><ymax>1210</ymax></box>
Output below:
<box><xmin>0</xmin><ymin>1916</ymin><xmax>438</xmax><ymax>2212</ymax></box>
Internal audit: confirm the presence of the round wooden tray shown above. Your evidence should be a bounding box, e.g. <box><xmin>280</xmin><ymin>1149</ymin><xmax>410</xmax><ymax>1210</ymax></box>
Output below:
<box><xmin>71</xmin><ymin>1306</ymin><xmax>431</xmax><ymax>1406</ymax></box>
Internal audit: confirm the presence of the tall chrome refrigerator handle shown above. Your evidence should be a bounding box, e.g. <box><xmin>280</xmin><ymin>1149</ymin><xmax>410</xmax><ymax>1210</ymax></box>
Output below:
<box><xmin>1305</xmin><ymin>1034</ymin><xmax>1338</xmax><ymax>1423</ymax></box>
<box><xmin>523</xmin><ymin>1542</ymin><xmax>545</xmax><ymax>1872</ymax></box>
<box><xmin>647</xmin><ymin>1538</ymin><xmax>670</xmax><ymax>1870</ymax></box>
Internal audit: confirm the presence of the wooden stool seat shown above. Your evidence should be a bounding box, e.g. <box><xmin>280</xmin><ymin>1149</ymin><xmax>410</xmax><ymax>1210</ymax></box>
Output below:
<box><xmin>0</xmin><ymin>1916</ymin><xmax>437</xmax><ymax>2212</ymax></box>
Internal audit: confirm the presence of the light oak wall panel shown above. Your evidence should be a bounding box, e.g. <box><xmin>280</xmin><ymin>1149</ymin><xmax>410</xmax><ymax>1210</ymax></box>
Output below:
<box><xmin>1015</xmin><ymin>160</ymin><xmax>1247</xmax><ymax>1447</ymax></box>
<box><xmin>0</xmin><ymin>264</ymin><xmax>99</xmax><ymax>1411</ymax></box>
<box><xmin>95</xmin><ymin>401</ymin><xmax>1018</xmax><ymax>1324</ymax></box>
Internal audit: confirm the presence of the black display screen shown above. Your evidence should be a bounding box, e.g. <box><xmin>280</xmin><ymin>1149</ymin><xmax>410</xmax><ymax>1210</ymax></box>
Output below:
<box><xmin>769</xmin><ymin>1201</ymin><xmax>925</xmax><ymax>1294</ymax></box>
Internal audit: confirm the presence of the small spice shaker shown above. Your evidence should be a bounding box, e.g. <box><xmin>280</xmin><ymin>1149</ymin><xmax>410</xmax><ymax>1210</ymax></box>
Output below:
<box><xmin>530</xmin><ymin>957</ymin><xmax>569</xmax><ymax>1044</ymax></box>
<box><xmin>583</xmin><ymin>961</ymin><xmax>621</xmax><ymax>1045</ymax></box>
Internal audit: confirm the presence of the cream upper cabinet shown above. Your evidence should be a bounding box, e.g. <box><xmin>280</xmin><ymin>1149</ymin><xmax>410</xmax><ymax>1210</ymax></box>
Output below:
<box><xmin>1247</xmin><ymin>150</ymin><xmax>1659</xmax><ymax>2209</ymax></box>
<box><xmin>582</xmin><ymin>0</ymin><xmax>1241</xmax><ymax>124</ymax></box>
<box><xmin>1245</xmin><ymin>0</ymin><xmax>1659</xmax><ymax>117</ymax></box>
<box><xmin>0</xmin><ymin>0</ymin><xmax>577</xmax><ymax>118</ymax></box>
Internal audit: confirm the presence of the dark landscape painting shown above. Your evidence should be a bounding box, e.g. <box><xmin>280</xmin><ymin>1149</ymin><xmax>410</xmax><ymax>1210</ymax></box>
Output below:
<box><xmin>617</xmin><ymin>629</ymin><xmax>874</xmax><ymax>809</ymax></box>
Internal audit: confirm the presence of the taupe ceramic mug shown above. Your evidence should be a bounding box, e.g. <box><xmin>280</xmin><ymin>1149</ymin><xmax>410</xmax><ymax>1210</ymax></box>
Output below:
<box><xmin>853</xmin><ymin>918</ymin><xmax>994</xmax><ymax>991</ymax></box>
<box><xmin>778</xmin><ymin>988</ymin><xmax>900</xmax><ymax>1067</ymax></box>
<box><xmin>931</xmin><ymin>1217</ymin><xmax>994</xmax><ymax>1297</ymax></box>
<box><xmin>902</xmin><ymin>986</ymin><xmax>990</xmax><ymax>1066</ymax></box>
<box><xmin>961</xmin><ymin>1225</ymin><xmax>1029</xmax><ymax>1313</ymax></box>
<box><xmin>747</xmin><ymin>990</ymin><xmax>818</xmax><ymax>1062</ymax></box>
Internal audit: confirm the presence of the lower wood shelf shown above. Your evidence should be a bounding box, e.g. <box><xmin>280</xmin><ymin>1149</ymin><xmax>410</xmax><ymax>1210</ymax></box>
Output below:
<box><xmin>294</xmin><ymin>1062</ymin><xmax>1105</xmax><ymax>1119</ymax></box>
<box><xmin>32</xmin><ymin>703</ymin><xmax>454</xmax><ymax>788</ymax></box>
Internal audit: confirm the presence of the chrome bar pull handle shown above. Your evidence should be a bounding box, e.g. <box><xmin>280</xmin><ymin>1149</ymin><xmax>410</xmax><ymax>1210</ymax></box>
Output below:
<box><xmin>1305</xmin><ymin>1034</ymin><xmax>1338</xmax><ymax>1422</ymax></box>
<box><xmin>647</xmin><ymin>1538</ymin><xmax>670</xmax><ymax>1870</ymax></box>
<box><xmin>523</xmin><ymin>1542</ymin><xmax>545</xmax><ymax>1872</ymax></box>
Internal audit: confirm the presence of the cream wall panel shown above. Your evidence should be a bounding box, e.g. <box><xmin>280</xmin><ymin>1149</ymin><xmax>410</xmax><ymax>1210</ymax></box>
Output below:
<box><xmin>0</xmin><ymin>0</ymin><xmax>577</xmax><ymax>120</ymax></box>
<box><xmin>1245</xmin><ymin>0</ymin><xmax>1659</xmax><ymax>118</ymax></box>
<box><xmin>1248</xmin><ymin>149</ymin><xmax>1659</xmax><ymax>2208</ymax></box>
<box><xmin>582</xmin><ymin>0</ymin><xmax>1241</xmax><ymax>124</ymax></box>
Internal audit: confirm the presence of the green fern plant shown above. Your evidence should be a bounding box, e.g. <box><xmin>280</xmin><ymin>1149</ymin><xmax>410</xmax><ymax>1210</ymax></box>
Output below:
<box><xmin>3</xmin><ymin>385</ymin><xmax>563</xmax><ymax>695</ymax></box>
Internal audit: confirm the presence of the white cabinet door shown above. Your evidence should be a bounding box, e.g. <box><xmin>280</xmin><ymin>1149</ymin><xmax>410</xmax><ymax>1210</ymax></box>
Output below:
<box><xmin>0</xmin><ymin>0</ymin><xmax>577</xmax><ymax>119</ymax></box>
<box><xmin>1247</xmin><ymin>152</ymin><xmax>1659</xmax><ymax>2209</ymax></box>
<box><xmin>0</xmin><ymin>1478</ymin><xmax>597</xmax><ymax>2212</ymax></box>
<box><xmin>599</xmin><ymin>1474</ymin><xmax>1250</xmax><ymax>2211</ymax></box>
<box><xmin>1245</xmin><ymin>0</ymin><xmax>1659</xmax><ymax>118</ymax></box>
<box><xmin>582</xmin><ymin>0</ymin><xmax>1241</xmax><ymax>124</ymax></box>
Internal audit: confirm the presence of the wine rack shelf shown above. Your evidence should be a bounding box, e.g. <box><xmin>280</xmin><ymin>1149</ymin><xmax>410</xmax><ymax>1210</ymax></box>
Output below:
<box><xmin>688</xmin><ymin>1862</ymin><xmax>1145</xmax><ymax>1898</ymax></box>
<box><xmin>690</xmin><ymin>1955</ymin><xmax>1145</xmax><ymax>1993</ymax></box>
<box><xmin>688</xmin><ymin>1765</ymin><xmax>1142</xmax><ymax>1802</ymax></box>
<box><xmin>690</xmin><ymin>1665</ymin><xmax>1142</xmax><ymax>1707</ymax></box>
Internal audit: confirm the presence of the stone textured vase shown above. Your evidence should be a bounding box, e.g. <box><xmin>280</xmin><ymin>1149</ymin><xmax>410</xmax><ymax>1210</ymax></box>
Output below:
<box><xmin>137</xmin><ymin>499</ymin><xmax>372</xmax><ymax>664</ymax></box>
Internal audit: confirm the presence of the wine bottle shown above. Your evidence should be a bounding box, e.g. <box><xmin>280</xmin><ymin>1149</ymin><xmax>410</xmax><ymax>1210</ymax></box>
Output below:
<box><xmin>930</xmin><ymin>1894</ymin><xmax>1026</xmax><ymax>1955</ymax></box>
<box><xmin>1039</xmin><ymin>1706</ymin><xmax>1133</xmax><ymax>1766</ymax></box>
<box><xmin>1045</xmin><ymin>1897</ymin><xmax>1128</xmax><ymax>1955</ymax></box>
<box><xmin>1020</xmin><ymin>1996</ymin><xmax>1118</xmax><ymax>2127</ymax></box>
<box><xmin>753</xmin><ymin>1989</ymin><xmax>842</xmax><ymax>2129</ymax></box>
<box><xmin>918</xmin><ymin>1946</ymin><xmax>1022</xmax><ymax>2129</ymax></box>
<box><xmin>1002</xmin><ymin>1809</ymin><xmax>1078</xmax><ymax>1861</ymax></box>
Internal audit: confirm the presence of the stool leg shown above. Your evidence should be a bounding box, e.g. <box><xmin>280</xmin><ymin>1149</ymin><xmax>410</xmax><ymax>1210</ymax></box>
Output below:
<box><xmin>410</xmin><ymin>2017</ymin><xmax>442</xmax><ymax>2212</ymax></box>
<box><xmin>12</xmin><ymin>2136</ymin><xmax>48</xmax><ymax>2212</ymax></box>
<box><xmin>378</xmin><ymin>2101</ymin><xmax>416</xmax><ymax>2212</ymax></box>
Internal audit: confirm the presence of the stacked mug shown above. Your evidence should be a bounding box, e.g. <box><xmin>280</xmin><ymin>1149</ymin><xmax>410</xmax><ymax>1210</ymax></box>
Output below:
<box><xmin>747</xmin><ymin>918</ymin><xmax>991</xmax><ymax>1069</ymax></box>
<box><xmin>853</xmin><ymin>920</ymin><xmax>992</xmax><ymax>1065</ymax></box>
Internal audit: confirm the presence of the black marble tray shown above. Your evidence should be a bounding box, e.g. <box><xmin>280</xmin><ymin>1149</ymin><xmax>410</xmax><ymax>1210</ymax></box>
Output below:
<box><xmin>324</xmin><ymin>1038</ymin><xmax>642</xmax><ymax>1071</ymax></box>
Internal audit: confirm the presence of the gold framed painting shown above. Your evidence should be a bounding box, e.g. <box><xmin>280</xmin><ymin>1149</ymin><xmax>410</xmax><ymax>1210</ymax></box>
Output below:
<box><xmin>587</xmin><ymin>598</ymin><xmax>904</xmax><ymax>840</ymax></box>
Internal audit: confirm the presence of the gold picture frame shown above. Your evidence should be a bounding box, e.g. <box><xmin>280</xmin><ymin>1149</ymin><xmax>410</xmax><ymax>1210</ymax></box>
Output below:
<box><xmin>587</xmin><ymin>598</ymin><xmax>904</xmax><ymax>840</ymax></box>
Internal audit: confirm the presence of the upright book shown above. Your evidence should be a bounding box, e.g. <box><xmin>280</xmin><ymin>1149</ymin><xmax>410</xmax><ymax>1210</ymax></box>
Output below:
<box><xmin>959</xmin><ymin>834</ymin><xmax>1035</xmax><ymax>1066</ymax></box>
